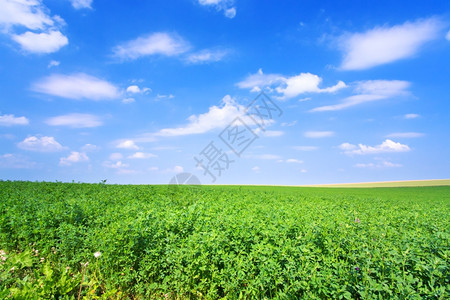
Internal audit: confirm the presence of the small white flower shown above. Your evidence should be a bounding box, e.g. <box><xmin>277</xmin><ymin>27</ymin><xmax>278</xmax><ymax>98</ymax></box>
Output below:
<box><xmin>94</xmin><ymin>251</ymin><xmax>102</xmax><ymax>258</ymax></box>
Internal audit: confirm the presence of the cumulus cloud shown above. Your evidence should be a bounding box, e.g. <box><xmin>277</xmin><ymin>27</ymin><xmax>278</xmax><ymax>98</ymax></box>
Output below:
<box><xmin>339</xmin><ymin>139</ymin><xmax>410</xmax><ymax>155</ymax></box>
<box><xmin>18</xmin><ymin>136</ymin><xmax>64</xmax><ymax>152</ymax></box>
<box><xmin>32</xmin><ymin>73</ymin><xmax>120</xmax><ymax>100</ymax></box>
<box><xmin>113</xmin><ymin>32</ymin><xmax>190</xmax><ymax>60</ymax></box>
<box><xmin>45</xmin><ymin>113</ymin><xmax>103</xmax><ymax>128</ymax></box>
<box><xmin>198</xmin><ymin>0</ymin><xmax>236</xmax><ymax>19</ymax></box>
<box><xmin>237</xmin><ymin>69</ymin><xmax>346</xmax><ymax>100</ymax></box>
<box><xmin>310</xmin><ymin>80</ymin><xmax>410</xmax><ymax>112</ymax></box>
<box><xmin>126</xmin><ymin>85</ymin><xmax>140</xmax><ymax>93</ymax></box>
<box><xmin>127</xmin><ymin>152</ymin><xmax>157</xmax><ymax>159</ymax></box>
<box><xmin>12</xmin><ymin>30</ymin><xmax>68</xmax><ymax>53</ymax></box>
<box><xmin>48</xmin><ymin>60</ymin><xmax>60</xmax><ymax>68</ymax></box>
<box><xmin>304</xmin><ymin>131</ymin><xmax>334</xmax><ymax>138</ymax></box>
<box><xmin>69</xmin><ymin>0</ymin><xmax>92</xmax><ymax>9</ymax></box>
<box><xmin>156</xmin><ymin>95</ymin><xmax>252</xmax><ymax>136</ymax></box>
<box><xmin>0</xmin><ymin>113</ymin><xmax>29</xmax><ymax>126</ymax></box>
<box><xmin>0</xmin><ymin>153</ymin><xmax>36</xmax><ymax>169</ymax></box>
<box><xmin>59</xmin><ymin>151</ymin><xmax>88</xmax><ymax>166</ymax></box>
<box><xmin>116</xmin><ymin>140</ymin><xmax>140</xmax><ymax>150</ymax></box>
<box><xmin>186</xmin><ymin>48</ymin><xmax>229</xmax><ymax>64</ymax></box>
<box><xmin>0</xmin><ymin>0</ymin><xmax>68</xmax><ymax>54</ymax></box>
<box><xmin>386</xmin><ymin>132</ymin><xmax>424</xmax><ymax>138</ymax></box>
<box><xmin>339</xmin><ymin>17</ymin><xmax>443</xmax><ymax>70</ymax></box>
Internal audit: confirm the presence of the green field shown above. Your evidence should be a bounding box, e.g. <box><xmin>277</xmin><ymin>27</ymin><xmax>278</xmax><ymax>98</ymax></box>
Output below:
<box><xmin>0</xmin><ymin>181</ymin><xmax>449</xmax><ymax>299</ymax></box>
<box><xmin>306</xmin><ymin>179</ymin><xmax>450</xmax><ymax>188</ymax></box>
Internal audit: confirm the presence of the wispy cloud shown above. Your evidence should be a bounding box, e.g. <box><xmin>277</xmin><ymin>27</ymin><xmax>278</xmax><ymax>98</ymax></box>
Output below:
<box><xmin>310</xmin><ymin>80</ymin><xmax>410</xmax><ymax>112</ymax></box>
<box><xmin>198</xmin><ymin>0</ymin><xmax>236</xmax><ymax>19</ymax></box>
<box><xmin>45</xmin><ymin>113</ymin><xmax>103</xmax><ymax>128</ymax></box>
<box><xmin>0</xmin><ymin>153</ymin><xmax>36</xmax><ymax>169</ymax></box>
<box><xmin>404</xmin><ymin>113</ymin><xmax>420</xmax><ymax>119</ymax></box>
<box><xmin>127</xmin><ymin>152</ymin><xmax>157</xmax><ymax>159</ymax></box>
<box><xmin>186</xmin><ymin>48</ymin><xmax>229</xmax><ymax>64</ymax></box>
<box><xmin>355</xmin><ymin>160</ymin><xmax>402</xmax><ymax>168</ymax></box>
<box><xmin>339</xmin><ymin>139</ymin><xmax>410</xmax><ymax>155</ymax></box>
<box><xmin>304</xmin><ymin>131</ymin><xmax>334</xmax><ymax>138</ymax></box>
<box><xmin>286</xmin><ymin>158</ymin><xmax>303</xmax><ymax>164</ymax></box>
<box><xmin>293</xmin><ymin>146</ymin><xmax>318</xmax><ymax>151</ymax></box>
<box><xmin>338</xmin><ymin>17</ymin><xmax>443</xmax><ymax>70</ymax></box>
<box><xmin>386</xmin><ymin>132</ymin><xmax>424</xmax><ymax>138</ymax></box>
<box><xmin>0</xmin><ymin>113</ymin><xmax>29</xmax><ymax>126</ymax></box>
<box><xmin>113</xmin><ymin>32</ymin><xmax>190</xmax><ymax>60</ymax></box>
<box><xmin>18</xmin><ymin>136</ymin><xmax>65</xmax><ymax>152</ymax></box>
<box><xmin>32</xmin><ymin>73</ymin><xmax>121</xmax><ymax>100</ymax></box>
<box><xmin>69</xmin><ymin>0</ymin><xmax>93</xmax><ymax>10</ymax></box>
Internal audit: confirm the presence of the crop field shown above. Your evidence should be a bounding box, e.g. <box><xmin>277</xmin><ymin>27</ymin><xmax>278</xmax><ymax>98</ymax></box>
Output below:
<box><xmin>0</xmin><ymin>181</ymin><xmax>449</xmax><ymax>299</ymax></box>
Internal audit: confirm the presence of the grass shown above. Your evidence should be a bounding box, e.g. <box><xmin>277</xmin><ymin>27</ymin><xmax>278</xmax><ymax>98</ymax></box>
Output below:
<box><xmin>0</xmin><ymin>181</ymin><xmax>449</xmax><ymax>299</ymax></box>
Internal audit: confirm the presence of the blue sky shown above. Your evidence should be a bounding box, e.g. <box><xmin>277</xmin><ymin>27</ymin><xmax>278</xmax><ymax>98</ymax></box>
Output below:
<box><xmin>0</xmin><ymin>0</ymin><xmax>449</xmax><ymax>185</ymax></box>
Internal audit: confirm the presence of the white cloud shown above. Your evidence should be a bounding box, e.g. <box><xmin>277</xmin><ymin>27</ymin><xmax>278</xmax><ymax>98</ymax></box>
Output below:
<box><xmin>127</xmin><ymin>152</ymin><xmax>157</xmax><ymax>159</ymax></box>
<box><xmin>276</xmin><ymin>73</ymin><xmax>346</xmax><ymax>100</ymax></box>
<box><xmin>81</xmin><ymin>144</ymin><xmax>98</xmax><ymax>152</ymax></box>
<box><xmin>186</xmin><ymin>48</ymin><xmax>229</xmax><ymax>64</ymax></box>
<box><xmin>293</xmin><ymin>146</ymin><xmax>318</xmax><ymax>151</ymax></box>
<box><xmin>59</xmin><ymin>151</ymin><xmax>88</xmax><ymax>166</ymax></box>
<box><xmin>224</xmin><ymin>7</ymin><xmax>236</xmax><ymax>18</ymax></box>
<box><xmin>339</xmin><ymin>17</ymin><xmax>443</xmax><ymax>70</ymax></box>
<box><xmin>32</xmin><ymin>73</ymin><xmax>120</xmax><ymax>100</ymax></box>
<box><xmin>109</xmin><ymin>153</ymin><xmax>123</xmax><ymax>160</ymax></box>
<box><xmin>251</xmin><ymin>166</ymin><xmax>260</xmax><ymax>172</ymax></box>
<box><xmin>12</xmin><ymin>30</ymin><xmax>68</xmax><ymax>53</ymax></box>
<box><xmin>281</xmin><ymin>120</ymin><xmax>297</xmax><ymax>127</ymax></box>
<box><xmin>0</xmin><ymin>0</ymin><xmax>68</xmax><ymax>54</ymax></box>
<box><xmin>261</xmin><ymin>130</ymin><xmax>284</xmax><ymax>137</ymax></box>
<box><xmin>165</xmin><ymin>165</ymin><xmax>184</xmax><ymax>173</ymax></box>
<box><xmin>18</xmin><ymin>136</ymin><xmax>64</xmax><ymax>152</ymax></box>
<box><xmin>198</xmin><ymin>0</ymin><xmax>236</xmax><ymax>19</ymax></box>
<box><xmin>48</xmin><ymin>60</ymin><xmax>60</xmax><ymax>68</ymax></box>
<box><xmin>0</xmin><ymin>153</ymin><xmax>36</xmax><ymax>169</ymax></box>
<box><xmin>103</xmin><ymin>160</ymin><xmax>129</xmax><ymax>169</ymax></box>
<box><xmin>45</xmin><ymin>113</ymin><xmax>102</xmax><ymax>128</ymax></box>
<box><xmin>70</xmin><ymin>0</ymin><xmax>92</xmax><ymax>9</ymax></box>
<box><xmin>339</xmin><ymin>139</ymin><xmax>410</xmax><ymax>155</ymax></box>
<box><xmin>286</xmin><ymin>158</ymin><xmax>303</xmax><ymax>164</ymax></box>
<box><xmin>116</xmin><ymin>140</ymin><xmax>139</xmax><ymax>150</ymax></box>
<box><xmin>386</xmin><ymin>132</ymin><xmax>424</xmax><ymax>138</ymax></box>
<box><xmin>156</xmin><ymin>95</ymin><xmax>252</xmax><ymax>136</ymax></box>
<box><xmin>237</xmin><ymin>69</ymin><xmax>284</xmax><ymax>89</ymax></box>
<box><xmin>355</xmin><ymin>161</ymin><xmax>402</xmax><ymax>168</ymax></box>
<box><xmin>156</xmin><ymin>94</ymin><xmax>174</xmax><ymax>100</ymax></box>
<box><xmin>246</xmin><ymin>154</ymin><xmax>282</xmax><ymax>160</ymax></box>
<box><xmin>0</xmin><ymin>0</ymin><xmax>54</xmax><ymax>31</ymax></box>
<box><xmin>0</xmin><ymin>113</ymin><xmax>29</xmax><ymax>126</ymax></box>
<box><xmin>404</xmin><ymin>113</ymin><xmax>420</xmax><ymax>119</ymax></box>
<box><xmin>310</xmin><ymin>80</ymin><xmax>410</xmax><ymax>112</ymax></box>
<box><xmin>113</xmin><ymin>32</ymin><xmax>190</xmax><ymax>60</ymax></box>
<box><xmin>237</xmin><ymin>69</ymin><xmax>346</xmax><ymax>100</ymax></box>
<box><xmin>122</xmin><ymin>98</ymin><xmax>135</xmax><ymax>104</ymax></box>
<box><xmin>304</xmin><ymin>131</ymin><xmax>334</xmax><ymax>138</ymax></box>
<box><xmin>126</xmin><ymin>85</ymin><xmax>140</xmax><ymax>93</ymax></box>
